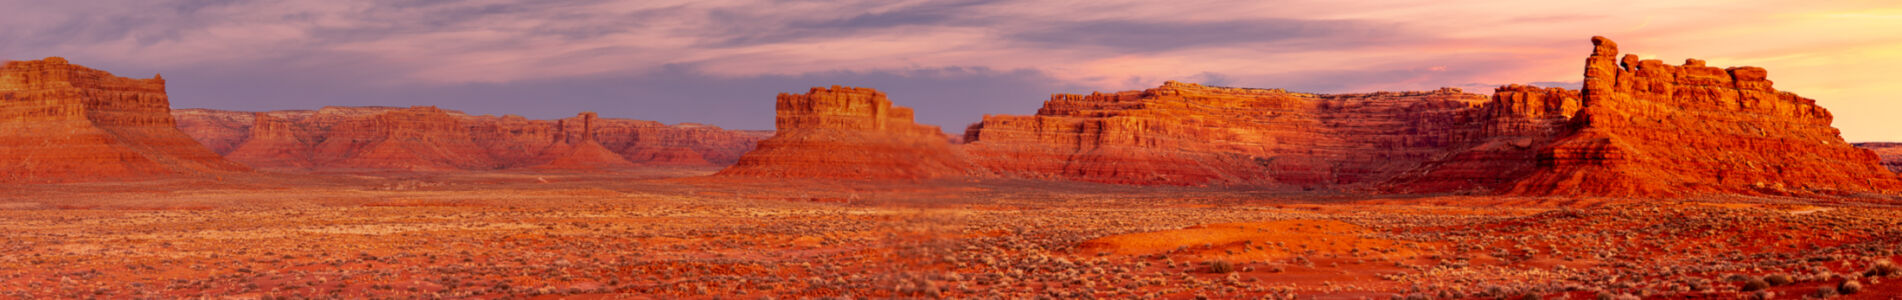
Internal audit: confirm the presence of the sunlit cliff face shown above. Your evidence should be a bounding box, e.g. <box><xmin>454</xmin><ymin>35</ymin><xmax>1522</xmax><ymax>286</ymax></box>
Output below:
<box><xmin>2</xmin><ymin>0</ymin><xmax>1898</xmax><ymax>141</ymax></box>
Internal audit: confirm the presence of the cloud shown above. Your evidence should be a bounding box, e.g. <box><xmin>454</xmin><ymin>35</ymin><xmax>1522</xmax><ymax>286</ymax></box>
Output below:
<box><xmin>708</xmin><ymin>0</ymin><xmax>1002</xmax><ymax>47</ymax></box>
<box><xmin>1008</xmin><ymin>19</ymin><xmax>1403</xmax><ymax>53</ymax></box>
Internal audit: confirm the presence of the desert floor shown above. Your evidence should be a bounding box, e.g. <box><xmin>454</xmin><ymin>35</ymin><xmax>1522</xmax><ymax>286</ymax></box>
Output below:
<box><xmin>3</xmin><ymin>170</ymin><xmax>1901</xmax><ymax>299</ymax></box>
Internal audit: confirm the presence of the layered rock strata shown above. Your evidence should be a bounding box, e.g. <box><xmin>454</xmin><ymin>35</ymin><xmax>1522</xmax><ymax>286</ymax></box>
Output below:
<box><xmin>528</xmin><ymin>112</ymin><xmax>638</xmax><ymax>170</ymax></box>
<box><xmin>1855</xmin><ymin>143</ymin><xmax>1902</xmax><ymax>174</ymax></box>
<box><xmin>952</xmin><ymin>36</ymin><xmax>1899</xmax><ymax>196</ymax></box>
<box><xmin>0</xmin><ymin>57</ymin><xmax>249</xmax><ymax>182</ymax></box>
<box><xmin>1383</xmin><ymin>85</ymin><xmax>1581</xmax><ymax>193</ymax></box>
<box><xmin>174</xmin><ymin>107</ymin><xmax>768</xmax><ymax>171</ymax></box>
<box><xmin>715</xmin><ymin>86</ymin><xmax>980</xmax><ymax>179</ymax></box>
<box><xmin>309</xmin><ymin>106</ymin><xmax>496</xmax><ymax>170</ymax></box>
<box><xmin>962</xmin><ymin>83</ymin><xmax>1489</xmax><ymax>187</ymax></box>
<box><xmin>1493</xmin><ymin>36</ymin><xmax>1898</xmax><ymax>196</ymax></box>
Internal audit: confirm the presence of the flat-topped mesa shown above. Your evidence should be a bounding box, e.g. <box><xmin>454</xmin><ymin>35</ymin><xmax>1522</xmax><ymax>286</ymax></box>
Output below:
<box><xmin>310</xmin><ymin>106</ymin><xmax>499</xmax><ymax>170</ymax></box>
<box><xmin>460</xmin><ymin>114</ymin><xmax>553</xmax><ymax>167</ymax></box>
<box><xmin>770</xmin><ymin>86</ymin><xmax>945</xmax><ymax>137</ymax></box>
<box><xmin>963</xmin><ymin>81</ymin><xmax>1489</xmax><ymax>187</ymax></box>
<box><xmin>717</xmin><ymin>86</ymin><xmax>981</xmax><ymax>179</ymax></box>
<box><xmin>224</xmin><ymin>112</ymin><xmax>315</xmax><ymax>169</ymax></box>
<box><xmin>0</xmin><ymin>57</ymin><xmax>248</xmax><ymax>182</ymax></box>
<box><xmin>584</xmin><ymin>120</ymin><xmax>767</xmax><ymax>166</ymax></box>
<box><xmin>175</xmin><ymin>108</ymin><xmax>769</xmax><ymax>171</ymax></box>
<box><xmin>1504</xmin><ymin>36</ymin><xmax>1898</xmax><ymax>196</ymax></box>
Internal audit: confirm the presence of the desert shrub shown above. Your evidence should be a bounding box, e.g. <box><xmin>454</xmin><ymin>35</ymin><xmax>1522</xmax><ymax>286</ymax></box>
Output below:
<box><xmin>1867</xmin><ymin>260</ymin><xmax>1900</xmax><ymax>277</ymax></box>
<box><xmin>1686</xmin><ymin>278</ymin><xmax>1710</xmax><ymax>292</ymax></box>
<box><xmin>1749</xmin><ymin>291</ymin><xmax>1775</xmax><ymax>300</ymax></box>
<box><xmin>1764</xmin><ymin>274</ymin><xmax>1794</xmax><ymax>286</ymax></box>
<box><xmin>1206</xmin><ymin>261</ymin><xmax>1234</xmax><ymax>273</ymax></box>
<box><xmin>1593</xmin><ymin>290</ymin><xmax>1616</xmax><ymax>300</ymax></box>
<box><xmin>1838</xmin><ymin>280</ymin><xmax>1862</xmax><ymax>295</ymax></box>
<box><xmin>1740</xmin><ymin>278</ymin><xmax>1769</xmax><ymax>292</ymax></box>
<box><xmin>1815</xmin><ymin>285</ymin><xmax>1838</xmax><ymax>298</ymax></box>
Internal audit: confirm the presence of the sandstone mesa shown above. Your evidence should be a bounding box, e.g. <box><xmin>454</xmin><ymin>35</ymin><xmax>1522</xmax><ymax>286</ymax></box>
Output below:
<box><xmin>1492</xmin><ymin>36</ymin><xmax>1895</xmax><ymax>196</ymax></box>
<box><xmin>0</xmin><ymin>57</ymin><xmax>248</xmax><ymax>182</ymax></box>
<box><xmin>715</xmin><ymin>86</ymin><xmax>982</xmax><ymax>179</ymax></box>
<box><xmin>173</xmin><ymin>107</ymin><xmax>769</xmax><ymax>171</ymax></box>
<box><xmin>721</xmin><ymin>37</ymin><xmax>1900</xmax><ymax>197</ymax></box>
<box><xmin>4</xmin><ymin>36</ymin><xmax>1895</xmax><ymax>198</ymax></box>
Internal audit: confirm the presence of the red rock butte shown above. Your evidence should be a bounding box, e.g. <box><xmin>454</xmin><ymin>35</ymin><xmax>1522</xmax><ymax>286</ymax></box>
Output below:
<box><xmin>725</xmin><ymin>37</ymin><xmax>1901</xmax><ymax>198</ymax></box>
<box><xmin>529</xmin><ymin>112</ymin><xmax>639</xmax><ymax>170</ymax></box>
<box><xmin>716</xmin><ymin>86</ymin><xmax>981</xmax><ymax>179</ymax></box>
<box><xmin>0</xmin><ymin>57</ymin><xmax>249</xmax><ymax>182</ymax></box>
<box><xmin>1485</xmin><ymin>36</ymin><xmax>1898</xmax><ymax>196</ymax></box>
<box><xmin>173</xmin><ymin>107</ymin><xmax>769</xmax><ymax>171</ymax></box>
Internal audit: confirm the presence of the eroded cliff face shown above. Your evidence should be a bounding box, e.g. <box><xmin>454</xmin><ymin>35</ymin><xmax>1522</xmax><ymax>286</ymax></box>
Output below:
<box><xmin>1855</xmin><ymin>143</ymin><xmax>1902</xmax><ymax>174</ymax></box>
<box><xmin>947</xmin><ymin>36</ymin><xmax>1896</xmax><ymax>197</ymax></box>
<box><xmin>0</xmin><ymin>57</ymin><xmax>248</xmax><ymax>182</ymax></box>
<box><xmin>527</xmin><ymin>112</ymin><xmax>639</xmax><ymax>170</ymax></box>
<box><xmin>594</xmin><ymin>122</ymin><xmax>766</xmax><ymax>166</ymax></box>
<box><xmin>173</xmin><ymin>109</ymin><xmax>253</xmax><ymax>154</ymax></box>
<box><xmin>1383</xmin><ymin>85</ymin><xmax>1582</xmax><ymax>193</ymax></box>
<box><xmin>962</xmin><ymin>82</ymin><xmax>1491</xmax><ymax>187</ymax></box>
<box><xmin>716</xmin><ymin>86</ymin><xmax>981</xmax><ymax>179</ymax></box>
<box><xmin>225</xmin><ymin>112</ymin><xmax>314</xmax><ymax>169</ymax></box>
<box><xmin>311</xmin><ymin>106</ymin><xmax>498</xmax><ymax>170</ymax></box>
<box><xmin>1496</xmin><ymin>36</ymin><xmax>1898</xmax><ymax>196</ymax></box>
<box><xmin>175</xmin><ymin>108</ymin><xmax>768</xmax><ymax>171</ymax></box>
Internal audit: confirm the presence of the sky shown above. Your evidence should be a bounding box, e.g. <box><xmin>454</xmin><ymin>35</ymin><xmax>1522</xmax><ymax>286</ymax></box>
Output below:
<box><xmin>2</xmin><ymin>0</ymin><xmax>1899</xmax><ymax>141</ymax></box>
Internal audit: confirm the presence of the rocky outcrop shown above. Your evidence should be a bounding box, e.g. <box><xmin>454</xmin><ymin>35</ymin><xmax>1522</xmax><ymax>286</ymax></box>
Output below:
<box><xmin>172</xmin><ymin>108</ymin><xmax>253</xmax><ymax>154</ymax></box>
<box><xmin>0</xmin><ymin>57</ymin><xmax>249</xmax><ymax>182</ymax></box>
<box><xmin>716</xmin><ymin>86</ymin><xmax>981</xmax><ymax>179</ymax></box>
<box><xmin>225</xmin><ymin>112</ymin><xmax>314</xmax><ymax>169</ymax></box>
<box><xmin>175</xmin><ymin>107</ymin><xmax>768</xmax><ymax>171</ymax></box>
<box><xmin>1384</xmin><ymin>85</ymin><xmax>1581</xmax><ymax>193</ymax></box>
<box><xmin>1855</xmin><ymin>143</ymin><xmax>1902</xmax><ymax>174</ymax></box>
<box><xmin>528</xmin><ymin>112</ymin><xmax>638</xmax><ymax>170</ymax></box>
<box><xmin>593</xmin><ymin>122</ymin><xmax>767</xmax><ymax>166</ymax></box>
<box><xmin>461</xmin><ymin>114</ymin><xmax>555</xmax><ymax>168</ymax></box>
<box><xmin>950</xmin><ymin>37</ymin><xmax>1896</xmax><ymax>197</ymax></box>
<box><xmin>962</xmin><ymin>82</ymin><xmax>1489</xmax><ymax>187</ymax></box>
<box><xmin>1491</xmin><ymin>36</ymin><xmax>1898</xmax><ymax>196</ymax></box>
<box><xmin>307</xmin><ymin>106</ymin><xmax>497</xmax><ymax>170</ymax></box>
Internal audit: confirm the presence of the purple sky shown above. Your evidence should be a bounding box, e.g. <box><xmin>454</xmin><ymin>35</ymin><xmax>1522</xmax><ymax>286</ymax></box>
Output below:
<box><xmin>5</xmin><ymin>0</ymin><xmax>1900</xmax><ymax>141</ymax></box>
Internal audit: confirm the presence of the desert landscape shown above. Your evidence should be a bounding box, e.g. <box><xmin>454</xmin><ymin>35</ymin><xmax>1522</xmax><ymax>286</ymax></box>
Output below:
<box><xmin>3</xmin><ymin>34</ymin><xmax>1901</xmax><ymax>299</ymax></box>
<box><xmin>6</xmin><ymin>0</ymin><xmax>1902</xmax><ymax>297</ymax></box>
<box><xmin>8</xmin><ymin>172</ymin><xmax>1902</xmax><ymax>299</ymax></box>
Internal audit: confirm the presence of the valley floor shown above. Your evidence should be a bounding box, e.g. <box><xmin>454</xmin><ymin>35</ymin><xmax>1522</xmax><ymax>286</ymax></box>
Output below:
<box><xmin>3</xmin><ymin>170</ymin><xmax>1901</xmax><ymax>299</ymax></box>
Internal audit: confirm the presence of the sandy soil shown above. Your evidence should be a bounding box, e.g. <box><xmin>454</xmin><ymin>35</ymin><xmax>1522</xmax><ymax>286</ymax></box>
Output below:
<box><xmin>2</xmin><ymin>169</ymin><xmax>1901</xmax><ymax>299</ymax></box>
